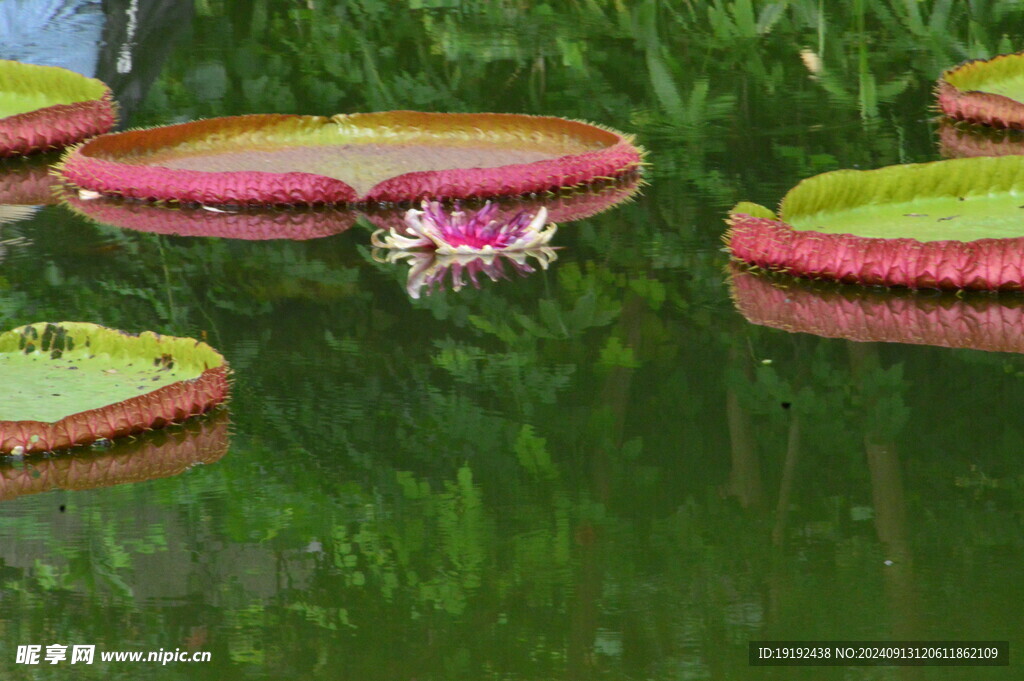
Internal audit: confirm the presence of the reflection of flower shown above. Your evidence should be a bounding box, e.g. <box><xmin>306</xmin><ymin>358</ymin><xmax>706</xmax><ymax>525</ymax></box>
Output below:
<box><xmin>371</xmin><ymin>200</ymin><xmax>556</xmax><ymax>254</ymax></box>
<box><xmin>375</xmin><ymin>249</ymin><xmax>558</xmax><ymax>299</ymax></box>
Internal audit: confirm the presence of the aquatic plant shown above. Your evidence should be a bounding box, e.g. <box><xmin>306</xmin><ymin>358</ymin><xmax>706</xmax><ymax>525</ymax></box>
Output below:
<box><xmin>370</xmin><ymin>200</ymin><xmax>557</xmax><ymax>297</ymax></box>
<box><xmin>58</xmin><ymin>112</ymin><xmax>643</xmax><ymax>206</ymax></box>
<box><xmin>0</xmin><ymin>60</ymin><xmax>115</xmax><ymax>157</ymax></box>
<box><xmin>0</xmin><ymin>322</ymin><xmax>229</xmax><ymax>455</ymax></box>
<box><xmin>938</xmin><ymin>52</ymin><xmax>1024</xmax><ymax>129</ymax></box>
<box><xmin>725</xmin><ymin>155</ymin><xmax>1024</xmax><ymax>290</ymax></box>
<box><xmin>0</xmin><ymin>410</ymin><xmax>229</xmax><ymax>501</ymax></box>
<box><xmin>371</xmin><ymin>200</ymin><xmax>556</xmax><ymax>254</ymax></box>
<box><xmin>730</xmin><ymin>266</ymin><xmax>1024</xmax><ymax>354</ymax></box>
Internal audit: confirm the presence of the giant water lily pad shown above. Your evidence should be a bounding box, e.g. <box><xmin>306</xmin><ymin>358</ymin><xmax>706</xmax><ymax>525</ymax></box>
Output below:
<box><xmin>57</xmin><ymin>111</ymin><xmax>644</xmax><ymax>206</ymax></box>
<box><xmin>0</xmin><ymin>60</ymin><xmax>115</xmax><ymax>157</ymax></box>
<box><xmin>0</xmin><ymin>410</ymin><xmax>229</xmax><ymax>502</ymax></box>
<box><xmin>726</xmin><ymin>155</ymin><xmax>1024</xmax><ymax>290</ymax></box>
<box><xmin>730</xmin><ymin>266</ymin><xmax>1024</xmax><ymax>354</ymax></box>
<box><xmin>938</xmin><ymin>52</ymin><xmax>1024</xmax><ymax>129</ymax></box>
<box><xmin>0</xmin><ymin>322</ymin><xmax>229</xmax><ymax>454</ymax></box>
<box><xmin>64</xmin><ymin>171</ymin><xmax>639</xmax><ymax>242</ymax></box>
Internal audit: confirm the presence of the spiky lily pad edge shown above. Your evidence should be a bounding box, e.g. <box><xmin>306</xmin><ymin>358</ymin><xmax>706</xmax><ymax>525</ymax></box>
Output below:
<box><xmin>0</xmin><ymin>323</ymin><xmax>230</xmax><ymax>455</ymax></box>
<box><xmin>729</xmin><ymin>265</ymin><xmax>1024</xmax><ymax>354</ymax></box>
<box><xmin>56</xmin><ymin>112</ymin><xmax>646</xmax><ymax>206</ymax></box>
<box><xmin>1</xmin><ymin>90</ymin><xmax>116</xmax><ymax>158</ymax></box>
<box><xmin>0</xmin><ymin>410</ymin><xmax>230</xmax><ymax>501</ymax></box>
<box><xmin>936</xmin><ymin>53</ymin><xmax>1024</xmax><ymax>129</ymax></box>
<box><xmin>725</xmin><ymin>213</ymin><xmax>1024</xmax><ymax>291</ymax></box>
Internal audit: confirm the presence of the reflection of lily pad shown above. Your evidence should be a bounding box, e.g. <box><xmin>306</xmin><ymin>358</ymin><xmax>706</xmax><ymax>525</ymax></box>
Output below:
<box><xmin>57</xmin><ymin>111</ymin><xmax>643</xmax><ymax>206</ymax></box>
<box><xmin>63</xmin><ymin>191</ymin><xmax>356</xmax><ymax>241</ymax></box>
<box><xmin>729</xmin><ymin>265</ymin><xmax>1024</xmax><ymax>354</ymax></box>
<box><xmin>726</xmin><ymin>156</ymin><xmax>1024</xmax><ymax>290</ymax></box>
<box><xmin>62</xmin><ymin>174</ymin><xmax>641</xmax><ymax>243</ymax></box>
<box><xmin>0</xmin><ymin>322</ymin><xmax>229</xmax><ymax>454</ymax></box>
<box><xmin>0</xmin><ymin>60</ymin><xmax>116</xmax><ymax>157</ymax></box>
<box><xmin>0</xmin><ymin>409</ymin><xmax>230</xmax><ymax>502</ymax></box>
<box><xmin>937</xmin><ymin>118</ymin><xmax>1024</xmax><ymax>159</ymax></box>
<box><xmin>938</xmin><ymin>53</ymin><xmax>1024</xmax><ymax>129</ymax></box>
<box><xmin>0</xmin><ymin>151</ymin><xmax>62</xmax><ymax>205</ymax></box>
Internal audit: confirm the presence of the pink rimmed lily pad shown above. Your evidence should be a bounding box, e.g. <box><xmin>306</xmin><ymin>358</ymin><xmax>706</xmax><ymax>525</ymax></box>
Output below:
<box><xmin>57</xmin><ymin>111</ymin><xmax>644</xmax><ymax>206</ymax></box>
<box><xmin>361</xmin><ymin>173</ymin><xmax>642</xmax><ymax>234</ymax></box>
<box><xmin>0</xmin><ymin>410</ymin><xmax>229</xmax><ymax>502</ymax></box>
<box><xmin>729</xmin><ymin>265</ymin><xmax>1024</xmax><ymax>354</ymax></box>
<box><xmin>61</xmin><ymin>173</ymin><xmax>639</xmax><ymax>242</ymax></box>
<box><xmin>725</xmin><ymin>155</ymin><xmax>1024</xmax><ymax>291</ymax></box>
<box><xmin>0</xmin><ymin>322</ymin><xmax>229</xmax><ymax>455</ymax></box>
<box><xmin>937</xmin><ymin>52</ymin><xmax>1024</xmax><ymax>129</ymax></box>
<box><xmin>0</xmin><ymin>60</ymin><xmax>115</xmax><ymax>157</ymax></box>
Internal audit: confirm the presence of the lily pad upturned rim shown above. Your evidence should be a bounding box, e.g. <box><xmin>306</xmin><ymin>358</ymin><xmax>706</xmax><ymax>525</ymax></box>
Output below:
<box><xmin>729</xmin><ymin>265</ymin><xmax>1024</xmax><ymax>354</ymax></box>
<box><xmin>937</xmin><ymin>52</ymin><xmax>1024</xmax><ymax>129</ymax></box>
<box><xmin>0</xmin><ymin>322</ymin><xmax>230</xmax><ymax>455</ymax></box>
<box><xmin>725</xmin><ymin>155</ymin><xmax>1024</xmax><ymax>291</ymax></box>
<box><xmin>0</xmin><ymin>59</ymin><xmax>116</xmax><ymax>157</ymax></box>
<box><xmin>62</xmin><ymin>172</ymin><xmax>642</xmax><ymax>242</ymax></box>
<box><xmin>56</xmin><ymin>111</ymin><xmax>645</xmax><ymax>206</ymax></box>
<box><xmin>0</xmin><ymin>409</ymin><xmax>229</xmax><ymax>502</ymax></box>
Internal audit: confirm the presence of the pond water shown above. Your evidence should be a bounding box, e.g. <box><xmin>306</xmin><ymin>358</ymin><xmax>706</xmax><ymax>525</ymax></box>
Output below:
<box><xmin>1</xmin><ymin>2</ymin><xmax>1024</xmax><ymax>679</ymax></box>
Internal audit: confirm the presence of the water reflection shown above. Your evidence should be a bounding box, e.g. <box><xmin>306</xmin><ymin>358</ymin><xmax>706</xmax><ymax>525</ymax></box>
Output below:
<box><xmin>729</xmin><ymin>265</ymin><xmax>1024</xmax><ymax>353</ymax></box>
<box><xmin>938</xmin><ymin>118</ymin><xmax>1024</xmax><ymax>159</ymax></box>
<box><xmin>367</xmin><ymin>178</ymin><xmax>639</xmax><ymax>298</ymax></box>
<box><xmin>0</xmin><ymin>409</ymin><xmax>229</xmax><ymax>501</ymax></box>
<box><xmin>0</xmin><ymin>152</ymin><xmax>60</xmax><ymax>233</ymax></box>
<box><xmin>61</xmin><ymin>175</ymin><xmax>641</xmax><ymax>248</ymax></box>
<box><xmin>374</xmin><ymin>249</ymin><xmax>557</xmax><ymax>299</ymax></box>
<box><xmin>62</xmin><ymin>192</ymin><xmax>357</xmax><ymax>240</ymax></box>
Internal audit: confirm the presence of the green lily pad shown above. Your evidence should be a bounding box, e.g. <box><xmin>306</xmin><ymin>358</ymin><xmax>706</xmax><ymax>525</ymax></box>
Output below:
<box><xmin>779</xmin><ymin>156</ymin><xmax>1024</xmax><ymax>241</ymax></box>
<box><xmin>938</xmin><ymin>52</ymin><xmax>1024</xmax><ymax>129</ymax></box>
<box><xmin>726</xmin><ymin>155</ymin><xmax>1024</xmax><ymax>290</ymax></box>
<box><xmin>0</xmin><ymin>322</ymin><xmax>230</xmax><ymax>454</ymax></box>
<box><xmin>57</xmin><ymin>111</ymin><xmax>643</xmax><ymax>205</ymax></box>
<box><xmin>0</xmin><ymin>59</ymin><xmax>116</xmax><ymax>156</ymax></box>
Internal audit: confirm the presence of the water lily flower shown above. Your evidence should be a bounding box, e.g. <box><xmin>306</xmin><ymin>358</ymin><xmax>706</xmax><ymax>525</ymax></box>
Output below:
<box><xmin>371</xmin><ymin>200</ymin><xmax>557</xmax><ymax>254</ymax></box>
<box><xmin>375</xmin><ymin>248</ymin><xmax>558</xmax><ymax>299</ymax></box>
